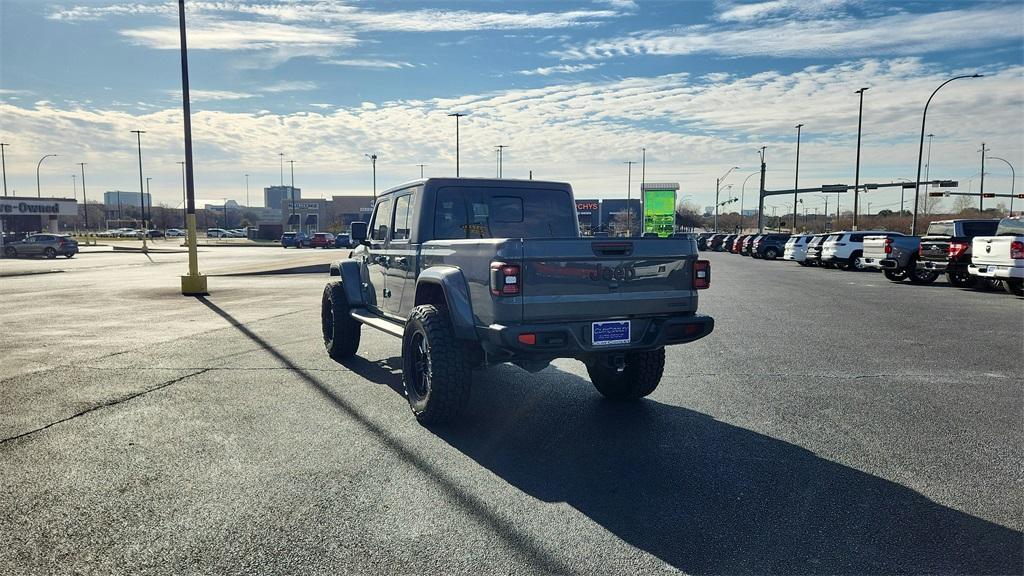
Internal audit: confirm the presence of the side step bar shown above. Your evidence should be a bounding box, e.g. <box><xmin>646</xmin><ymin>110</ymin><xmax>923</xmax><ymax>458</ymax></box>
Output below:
<box><xmin>350</xmin><ymin>308</ymin><xmax>404</xmax><ymax>338</ymax></box>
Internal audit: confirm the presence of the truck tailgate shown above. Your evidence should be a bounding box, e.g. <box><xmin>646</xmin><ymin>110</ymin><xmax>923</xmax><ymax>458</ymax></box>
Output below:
<box><xmin>862</xmin><ymin>236</ymin><xmax>889</xmax><ymax>261</ymax></box>
<box><xmin>972</xmin><ymin>236</ymin><xmax>1024</xmax><ymax>268</ymax></box>
<box><xmin>519</xmin><ymin>238</ymin><xmax>697</xmax><ymax>323</ymax></box>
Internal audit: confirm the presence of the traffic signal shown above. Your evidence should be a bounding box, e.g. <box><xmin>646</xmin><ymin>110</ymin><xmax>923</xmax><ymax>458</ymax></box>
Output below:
<box><xmin>928</xmin><ymin>192</ymin><xmax>945</xmax><ymax>197</ymax></box>
<box><xmin>982</xmin><ymin>193</ymin><xmax>995</xmax><ymax>198</ymax></box>
<box><xmin>1017</xmin><ymin>193</ymin><xmax>1024</xmax><ymax>199</ymax></box>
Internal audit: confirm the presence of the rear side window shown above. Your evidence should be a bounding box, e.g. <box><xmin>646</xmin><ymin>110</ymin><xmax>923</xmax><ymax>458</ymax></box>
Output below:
<box><xmin>850</xmin><ymin>234</ymin><xmax>865</xmax><ymax>242</ymax></box>
<box><xmin>996</xmin><ymin>218</ymin><xmax>1024</xmax><ymax>235</ymax></box>
<box><xmin>433</xmin><ymin>186</ymin><xmax>576</xmax><ymax>239</ymax></box>
<box><xmin>392</xmin><ymin>193</ymin><xmax>414</xmax><ymax>241</ymax></box>
<box><xmin>962</xmin><ymin>221</ymin><xmax>999</xmax><ymax>237</ymax></box>
<box><xmin>370</xmin><ymin>197</ymin><xmax>393</xmax><ymax>241</ymax></box>
<box><xmin>825</xmin><ymin>235</ymin><xmax>839</xmax><ymax>242</ymax></box>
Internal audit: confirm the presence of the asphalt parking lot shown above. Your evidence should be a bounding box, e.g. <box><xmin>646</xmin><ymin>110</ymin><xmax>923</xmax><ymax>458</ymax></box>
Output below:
<box><xmin>1</xmin><ymin>247</ymin><xmax>1021</xmax><ymax>575</ymax></box>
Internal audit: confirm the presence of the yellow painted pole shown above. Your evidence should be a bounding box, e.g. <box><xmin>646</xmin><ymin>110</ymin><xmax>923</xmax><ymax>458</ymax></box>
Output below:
<box><xmin>177</xmin><ymin>0</ymin><xmax>207</xmax><ymax>295</ymax></box>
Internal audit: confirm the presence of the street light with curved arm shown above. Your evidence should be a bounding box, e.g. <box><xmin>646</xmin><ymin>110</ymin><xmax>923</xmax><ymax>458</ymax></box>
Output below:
<box><xmin>739</xmin><ymin>171</ymin><xmax>759</xmax><ymax>232</ymax></box>
<box><xmin>714</xmin><ymin>165</ymin><xmax>740</xmax><ymax>232</ymax></box>
<box><xmin>911</xmin><ymin>74</ymin><xmax>983</xmax><ymax>234</ymax></box>
<box><xmin>36</xmin><ymin>154</ymin><xmax>58</xmax><ymax>198</ymax></box>
<box><xmin>986</xmin><ymin>156</ymin><xmax>1016</xmax><ymax>215</ymax></box>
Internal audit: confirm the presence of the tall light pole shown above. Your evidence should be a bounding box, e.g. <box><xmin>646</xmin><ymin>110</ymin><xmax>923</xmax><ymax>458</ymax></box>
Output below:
<box><xmin>416</xmin><ymin>163</ymin><xmax>427</xmax><ymax>178</ymax></box>
<box><xmin>78</xmin><ymin>162</ymin><xmax>88</xmax><ymax>229</ymax></box>
<box><xmin>640</xmin><ymin>147</ymin><xmax>646</xmax><ymax>224</ymax></box>
<box><xmin>624</xmin><ymin>161</ymin><xmax>636</xmax><ymax>237</ymax></box>
<box><xmin>36</xmin><ymin>154</ymin><xmax>57</xmax><ymax>198</ymax></box>
<box><xmin>987</xmin><ymin>155</ymin><xmax>1016</xmax><ymax>215</ymax></box>
<box><xmin>279</xmin><ymin>152</ymin><xmax>284</xmax><ymax>187</ymax></box>
<box><xmin>978</xmin><ymin>142</ymin><xmax>987</xmax><ymax>212</ymax></box>
<box><xmin>145</xmin><ymin>177</ymin><xmax>152</xmax><ymax>230</ymax></box>
<box><xmin>288</xmin><ymin>160</ymin><xmax>297</xmax><ymax>231</ymax></box>
<box><xmin>739</xmin><ymin>171</ymin><xmax>758</xmax><ymax>232</ymax></box>
<box><xmin>176</xmin><ymin>0</ymin><xmax>205</xmax><ymax>294</ymax></box>
<box><xmin>130</xmin><ymin>130</ymin><xmax>146</xmax><ymax>230</ymax></box>
<box><xmin>757</xmin><ymin>147</ymin><xmax>767</xmax><ymax>232</ymax></box>
<box><xmin>0</xmin><ymin>142</ymin><xmax>9</xmax><ymax>196</ymax></box>
<box><xmin>818</xmin><ymin>195</ymin><xmax>830</xmax><ymax>231</ymax></box>
<box><xmin>72</xmin><ymin>174</ymin><xmax>77</xmax><ymax>202</ymax></box>
<box><xmin>494</xmin><ymin>145</ymin><xmax>508</xmax><ymax>178</ymax></box>
<box><xmin>715</xmin><ymin>165</ymin><xmax>739</xmax><ymax>232</ymax></box>
<box><xmin>364</xmin><ymin>154</ymin><xmax>377</xmax><ymax>199</ymax></box>
<box><xmin>793</xmin><ymin>123</ymin><xmax>803</xmax><ymax>232</ymax></box>
<box><xmin>922</xmin><ymin>133</ymin><xmax>935</xmax><ymax>215</ymax></box>
<box><xmin>177</xmin><ymin>161</ymin><xmax>186</xmax><ymax>227</ymax></box>
<box><xmin>245</xmin><ymin>173</ymin><xmax>250</xmax><ymax>207</ymax></box>
<box><xmin>912</xmin><ymin>73</ymin><xmax>983</xmax><ymax>235</ymax></box>
<box><xmin>448</xmin><ymin>112</ymin><xmax>467</xmax><ymax>176</ymax></box>
<box><xmin>852</xmin><ymin>87</ymin><xmax>868</xmax><ymax>230</ymax></box>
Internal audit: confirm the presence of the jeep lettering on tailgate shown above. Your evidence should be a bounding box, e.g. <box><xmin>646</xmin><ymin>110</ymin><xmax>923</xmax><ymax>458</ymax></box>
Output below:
<box><xmin>588</xmin><ymin>263</ymin><xmax>636</xmax><ymax>281</ymax></box>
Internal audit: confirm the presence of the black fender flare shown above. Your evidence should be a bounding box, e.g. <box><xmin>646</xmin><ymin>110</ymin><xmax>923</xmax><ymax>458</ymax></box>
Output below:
<box><xmin>414</xmin><ymin>267</ymin><xmax>476</xmax><ymax>340</ymax></box>
<box><xmin>332</xmin><ymin>259</ymin><xmax>366</xmax><ymax>307</ymax></box>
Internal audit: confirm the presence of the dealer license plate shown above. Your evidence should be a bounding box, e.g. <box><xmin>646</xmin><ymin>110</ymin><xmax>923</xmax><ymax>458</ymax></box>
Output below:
<box><xmin>592</xmin><ymin>320</ymin><xmax>631</xmax><ymax>346</ymax></box>
<box><xmin>988</xmin><ymin>266</ymin><xmax>997</xmax><ymax>273</ymax></box>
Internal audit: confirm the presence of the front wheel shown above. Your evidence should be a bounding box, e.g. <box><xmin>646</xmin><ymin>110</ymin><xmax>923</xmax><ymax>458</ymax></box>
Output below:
<box><xmin>763</xmin><ymin>248</ymin><xmax>779</xmax><ymax>260</ymax></box>
<box><xmin>402</xmin><ymin>305</ymin><xmax>471</xmax><ymax>425</ymax></box>
<box><xmin>587</xmin><ymin>348</ymin><xmax>665</xmax><ymax>400</ymax></box>
<box><xmin>322</xmin><ymin>281</ymin><xmax>361</xmax><ymax>360</ymax></box>
<box><xmin>1004</xmin><ymin>279</ymin><xmax>1023</xmax><ymax>297</ymax></box>
<box><xmin>64</xmin><ymin>253</ymin><xmax>75</xmax><ymax>259</ymax></box>
<box><xmin>3</xmin><ymin>246</ymin><xmax>16</xmax><ymax>258</ymax></box>
<box><xmin>946</xmin><ymin>270</ymin><xmax>976</xmax><ymax>288</ymax></box>
<box><xmin>44</xmin><ymin>247</ymin><xmax>57</xmax><ymax>259</ymax></box>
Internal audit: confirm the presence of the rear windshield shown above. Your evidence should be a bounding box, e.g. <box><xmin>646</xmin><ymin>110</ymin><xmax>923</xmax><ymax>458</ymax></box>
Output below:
<box><xmin>996</xmin><ymin>218</ymin><xmax>1024</xmax><ymax>235</ymax></box>
<box><xmin>433</xmin><ymin>186</ymin><xmax>576</xmax><ymax>239</ymax></box>
<box><xmin>925</xmin><ymin>222</ymin><xmax>954</xmax><ymax>236</ymax></box>
<box><xmin>962</xmin><ymin>221</ymin><xmax>999</xmax><ymax>237</ymax></box>
<box><xmin>825</xmin><ymin>235</ymin><xmax>839</xmax><ymax>242</ymax></box>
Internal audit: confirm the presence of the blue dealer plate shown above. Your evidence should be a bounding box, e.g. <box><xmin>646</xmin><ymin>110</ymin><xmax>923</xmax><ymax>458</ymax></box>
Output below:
<box><xmin>592</xmin><ymin>320</ymin><xmax>631</xmax><ymax>346</ymax></box>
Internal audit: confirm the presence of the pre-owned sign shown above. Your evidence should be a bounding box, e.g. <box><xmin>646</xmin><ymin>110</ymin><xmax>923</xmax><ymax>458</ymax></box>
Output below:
<box><xmin>0</xmin><ymin>198</ymin><xmax>78</xmax><ymax>216</ymax></box>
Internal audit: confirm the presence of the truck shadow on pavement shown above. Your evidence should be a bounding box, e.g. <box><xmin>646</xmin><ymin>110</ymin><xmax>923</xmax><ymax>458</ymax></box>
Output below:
<box><xmin>198</xmin><ymin>297</ymin><xmax>1021</xmax><ymax>575</ymax></box>
<box><xmin>441</xmin><ymin>365</ymin><xmax>1022</xmax><ymax>575</ymax></box>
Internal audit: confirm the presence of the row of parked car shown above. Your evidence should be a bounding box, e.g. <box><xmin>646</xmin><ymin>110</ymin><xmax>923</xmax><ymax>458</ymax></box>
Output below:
<box><xmin>697</xmin><ymin>216</ymin><xmax>1024</xmax><ymax>296</ymax></box>
<box><xmin>280</xmin><ymin>231</ymin><xmax>354</xmax><ymax>249</ymax></box>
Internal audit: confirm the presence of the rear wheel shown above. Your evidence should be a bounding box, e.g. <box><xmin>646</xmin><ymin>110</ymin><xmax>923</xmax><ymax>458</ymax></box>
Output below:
<box><xmin>64</xmin><ymin>252</ymin><xmax>75</xmax><ymax>259</ymax></box>
<box><xmin>946</xmin><ymin>270</ymin><xmax>976</xmax><ymax>288</ymax></box>
<box><xmin>1004</xmin><ymin>279</ymin><xmax>1023</xmax><ymax>297</ymax></box>
<box><xmin>764</xmin><ymin>247</ymin><xmax>779</xmax><ymax>260</ymax></box>
<box><xmin>322</xmin><ymin>281</ymin><xmax>361</xmax><ymax>360</ymax></box>
<box><xmin>44</xmin><ymin>247</ymin><xmax>57</xmax><ymax>259</ymax></box>
<box><xmin>587</xmin><ymin>348</ymin><xmax>665</xmax><ymax>400</ymax></box>
<box><xmin>908</xmin><ymin>263</ymin><xmax>939</xmax><ymax>285</ymax></box>
<box><xmin>402</xmin><ymin>305</ymin><xmax>471</xmax><ymax>425</ymax></box>
<box><xmin>979</xmin><ymin>277</ymin><xmax>1003</xmax><ymax>291</ymax></box>
<box><xmin>3</xmin><ymin>246</ymin><xmax>16</xmax><ymax>258</ymax></box>
<box><xmin>846</xmin><ymin>251</ymin><xmax>865</xmax><ymax>271</ymax></box>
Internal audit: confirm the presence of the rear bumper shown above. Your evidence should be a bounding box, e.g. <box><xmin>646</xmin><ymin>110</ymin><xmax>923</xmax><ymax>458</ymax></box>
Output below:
<box><xmin>477</xmin><ymin>314</ymin><xmax>715</xmax><ymax>360</ymax></box>
<box><xmin>968</xmin><ymin>265</ymin><xmax>1024</xmax><ymax>279</ymax></box>
<box><xmin>918</xmin><ymin>259</ymin><xmax>951</xmax><ymax>272</ymax></box>
<box><xmin>862</xmin><ymin>257</ymin><xmax>883</xmax><ymax>269</ymax></box>
<box><xmin>879</xmin><ymin>258</ymin><xmax>902</xmax><ymax>269</ymax></box>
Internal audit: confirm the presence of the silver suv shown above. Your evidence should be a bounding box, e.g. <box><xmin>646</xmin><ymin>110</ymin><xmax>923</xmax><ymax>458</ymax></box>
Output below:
<box><xmin>3</xmin><ymin>233</ymin><xmax>79</xmax><ymax>259</ymax></box>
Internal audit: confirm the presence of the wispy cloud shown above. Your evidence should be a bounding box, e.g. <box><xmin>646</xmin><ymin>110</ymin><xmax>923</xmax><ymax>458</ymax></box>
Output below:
<box><xmin>324</xmin><ymin>59</ymin><xmax>416</xmax><ymax>70</ymax></box>
<box><xmin>517</xmin><ymin>63</ymin><xmax>601</xmax><ymax>76</ymax></box>
<box><xmin>555</xmin><ymin>5</ymin><xmax>1024</xmax><ymax>59</ymax></box>
<box><xmin>165</xmin><ymin>89</ymin><xmax>258</xmax><ymax>102</ymax></box>
<box><xmin>715</xmin><ymin>0</ymin><xmax>856</xmax><ymax>23</ymax></box>
<box><xmin>120</xmin><ymin>20</ymin><xmax>358</xmax><ymax>53</ymax></box>
<box><xmin>257</xmin><ymin>81</ymin><xmax>319</xmax><ymax>93</ymax></box>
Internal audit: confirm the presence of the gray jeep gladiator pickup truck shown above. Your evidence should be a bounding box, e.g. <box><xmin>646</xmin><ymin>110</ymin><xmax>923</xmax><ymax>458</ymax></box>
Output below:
<box><xmin>321</xmin><ymin>178</ymin><xmax>714</xmax><ymax>423</ymax></box>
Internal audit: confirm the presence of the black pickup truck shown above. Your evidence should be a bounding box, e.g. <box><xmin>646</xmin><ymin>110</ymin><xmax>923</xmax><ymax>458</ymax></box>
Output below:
<box><xmin>322</xmin><ymin>178</ymin><xmax>714</xmax><ymax>424</ymax></box>
<box><xmin>917</xmin><ymin>219</ymin><xmax>1000</xmax><ymax>287</ymax></box>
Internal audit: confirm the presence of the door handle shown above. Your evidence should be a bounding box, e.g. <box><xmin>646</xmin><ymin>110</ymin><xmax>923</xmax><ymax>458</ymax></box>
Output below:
<box><xmin>394</xmin><ymin>256</ymin><xmax>408</xmax><ymax>266</ymax></box>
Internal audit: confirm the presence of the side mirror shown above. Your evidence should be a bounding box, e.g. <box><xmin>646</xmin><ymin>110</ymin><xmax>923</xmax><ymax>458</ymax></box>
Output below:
<box><xmin>350</xmin><ymin>221</ymin><xmax>368</xmax><ymax>245</ymax></box>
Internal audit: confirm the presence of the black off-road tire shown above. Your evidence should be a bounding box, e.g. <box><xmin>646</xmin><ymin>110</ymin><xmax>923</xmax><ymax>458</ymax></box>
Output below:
<box><xmin>44</xmin><ymin>247</ymin><xmax>57</xmax><ymax>259</ymax></box>
<box><xmin>1003</xmin><ymin>279</ymin><xmax>1023</xmax><ymax>297</ymax></box>
<box><xmin>946</xmin><ymin>271</ymin><xmax>976</xmax><ymax>288</ymax></box>
<box><xmin>322</xmin><ymin>281</ymin><xmax>361</xmax><ymax>360</ymax></box>
<box><xmin>587</xmin><ymin>348</ymin><xmax>666</xmax><ymax>400</ymax></box>
<box><xmin>908</xmin><ymin>260</ymin><xmax>938</xmax><ymax>285</ymax></box>
<box><xmin>884</xmin><ymin>269</ymin><xmax>907</xmax><ymax>282</ymax></box>
<box><xmin>402</xmin><ymin>305</ymin><xmax>471</xmax><ymax>425</ymax></box>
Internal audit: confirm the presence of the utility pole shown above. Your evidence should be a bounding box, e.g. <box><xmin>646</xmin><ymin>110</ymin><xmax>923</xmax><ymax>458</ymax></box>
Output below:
<box><xmin>853</xmin><ymin>87</ymin><xmax>868</xmax><ymax>230</ymax></box>
<box><xmin>793</xmin><ymin>124</ymin><xmax>803</xmax><ymax>232</ymax></box>
<box><xmin>494</xmin><ymin>145</ymin><xmax>508</xmax><ymax>178</ymax></box>
<box><xmin>130</xmin><ymin>130</ymin><xmax>146</xmax><ymax>236</ymax></box>
<box><xmin>176</xmin><ymin>0</ymin><xmax>205</xmax><ymax>295</ymax></box>
<box><xmin>78</xmin><ymin>162</ymin><xmax>88</xmax><ymax>229</ymax></box>
<box><xmin>0</xmin><ymin>143</ymin><xmax>9</xmax><ymax>196</ymax></box>
<box><xmin>245</xmin><ymin>173</ymin><xmax>249</xmax><ymax>207</ymax></box>
<box><xmin>640</xmin><ymin>147</ymin><xmax>646</xmax><ymax>225</ymax></box>
<box><xmin>145</xmin><ymin>177</ymin><xmax>152</xmax><ymax>230</ymax></box>
<box><xmin>624</xmin><ymin>161</ymin><xmax>636</xmax><ymax>237</ymax></box>
<box><xmin>757</xmin><ymin>147</ymin><xmax>767</xmax><ymax>232</ymax></box>
<box><xmin>177</xmin><ymin>161</ymin><xmax>186</xmax><ymax>227</ymax></box>
<box><xmin>978</xmin><ymin>142</ymin><xmax>987</xmax><ymax>212</ymax></box>
<box><xmin>364</xmin><ymin>154</ymin><xmax>377</xmax><ymax>199</ymax></box>
<box><xmin>279</xmin><ymin>153</ymin><xmax>284</xmax><ymax>187</ymax></box>
<box><xmin>72</xmin><ymin>174</ymin><xmax>77</xmax><ymax>203</ymax></box>
<box><xmin>416</xmin><ymin>164</ymin><xmax>427</xmax><ymax>178</ymax></box>
<box><xmin>288</xmin><ymin>160</ymin><xmax>297</xmax><ymax>231</ymax></box>
<box><xmin>448</xmin><ymin>112</ymin><xmax>466</xmax><ymax>176</ymax></box>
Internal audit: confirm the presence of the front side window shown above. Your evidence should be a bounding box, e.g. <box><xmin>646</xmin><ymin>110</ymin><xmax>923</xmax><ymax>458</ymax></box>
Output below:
<box><xmin>370</xmin><ymin>197</ymin><xmax>393</xmax><ymax>241</ymax></box>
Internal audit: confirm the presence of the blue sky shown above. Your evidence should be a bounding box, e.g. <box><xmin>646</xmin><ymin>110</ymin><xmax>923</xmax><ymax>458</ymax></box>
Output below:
<box><xmin>1</xmin><ymin>0</ymin><xmax>1022</xmax><ymax>214</ymax></box>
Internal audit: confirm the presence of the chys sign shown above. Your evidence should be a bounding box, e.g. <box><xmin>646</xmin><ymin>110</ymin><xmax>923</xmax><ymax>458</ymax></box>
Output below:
<box><xmin>576</xmin><ymin>201</ymin><xmax>599</xmax><ymax>212</ymax></box>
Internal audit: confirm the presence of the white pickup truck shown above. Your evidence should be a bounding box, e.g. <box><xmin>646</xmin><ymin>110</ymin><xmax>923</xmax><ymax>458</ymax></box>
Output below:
<box><xmin>968</xmin><ymin>216</ymin><xmax>1024</xmax><ymax>296</ymax></box>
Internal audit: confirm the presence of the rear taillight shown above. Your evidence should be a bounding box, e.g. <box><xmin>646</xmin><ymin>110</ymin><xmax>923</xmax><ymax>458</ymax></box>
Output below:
<box><xmin>490</xmin><ymin>262</ymin><xmax>521</xmax><ymax>296</ymax></box>
<box><xmin>693</xmin><ymin>260</ymin><xmax>711</xmax><ymax>289</ymax></box>
<box><xmin>948</xmin><ymin>241</ymin><xmax>968</xmax><ymax>258</ymax></box>
<box><xmin>1011</xmin><ymin>240</ymin><xmax>1024</xmax><ymax>259</ymax></box>
<box><xmin>884</xmin><ymin>238</ymin><xmax>892</xmax><ymax>254</ymax></box>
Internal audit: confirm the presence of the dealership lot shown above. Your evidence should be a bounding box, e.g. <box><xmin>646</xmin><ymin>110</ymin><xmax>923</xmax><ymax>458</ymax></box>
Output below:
<box><xmin>1</xmin><ymin>247</ymin><xmax>1020</xmax><ymax>574</ymax></box>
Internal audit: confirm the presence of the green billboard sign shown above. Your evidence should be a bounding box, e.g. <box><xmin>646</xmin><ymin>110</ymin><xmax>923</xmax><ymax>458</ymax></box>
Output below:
<box><xmin>643</xmin><ymin>189</ymin><xmax>676</xmax><ymax>237</ymax></box>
